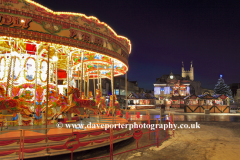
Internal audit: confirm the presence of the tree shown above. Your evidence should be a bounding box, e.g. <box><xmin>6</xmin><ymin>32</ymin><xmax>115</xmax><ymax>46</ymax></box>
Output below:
<box><xmin>213</xmin><ymin>76</ymin><xmax>233</xmax><ymax>100</ymax></box>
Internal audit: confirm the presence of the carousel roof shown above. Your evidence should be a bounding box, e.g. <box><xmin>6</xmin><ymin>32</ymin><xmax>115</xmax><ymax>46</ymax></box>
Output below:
<box><xmin>0</xmin><ymin>0</ymin><xmax>131</xmax><ymax>79</ymax></box>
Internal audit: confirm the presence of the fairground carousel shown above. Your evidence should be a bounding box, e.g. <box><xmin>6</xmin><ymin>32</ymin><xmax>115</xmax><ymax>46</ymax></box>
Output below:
<box><xmin>0</xmin><ymin>0</ymin><xmax>131</xmax><ymax>127</ymax></box>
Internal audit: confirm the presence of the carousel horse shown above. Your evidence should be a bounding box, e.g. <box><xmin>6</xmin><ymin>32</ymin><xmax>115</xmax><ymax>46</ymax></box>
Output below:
<box><xmin>95</xmin><ymin>89</ymin><xmax>107</xmax><ymax>113</ymax></box>
<box><xmin>39</xmin><ymin>90</ymin><xmax>60</xmax><ymax>124</ymax></box>
<box><xmin>0</xmin><ymin>86</ymin><xmax>5</xmax><ymax>98</ymax></box>
<box><xmin>50</xmin><ymin>94</ymin><xmax>71</xmax><ymax>120</ymax></box>
<box><xmin>0</xmin><ymin>86</ymin><xmax>34</xmax><ymax>126</ymax></box>
<box><xmin>107</xmin><ymin>95</ymin><xmax>121</xmax><ymax>116</ymax></box>
<box><xmin>88</xmin><ymin>91</ymin><xmax>93</xmax><ymax>99</ymax></box>
<box><xmin>98</xmin><ymin>97</ymin><xmax>107</xmax><ymax>113</ymax></box>
<box><xmin>0</xmin><ymin>86</ymin><xmax>34</xmax><ymax>114</ymax></box>
<box><xmin>95</xmin><ymin>89</ymin><xmax>101</xmax><ymax>104</ymax></box>
<box><xmin>41</xmin><ymin>89</ymin><xmax>58</xmax><ymax>113</ymax></box>
<box><xmin>67</xmin><ymin>86</ymin><xmax>102</xmax><ymax>115</ymax></box>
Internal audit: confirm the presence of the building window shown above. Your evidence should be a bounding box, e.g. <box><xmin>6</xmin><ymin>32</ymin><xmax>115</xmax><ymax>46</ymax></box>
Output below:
<box><xmin>114</xmin><ymin>89</ymin><xmax>119</xmax><ymax>95</ymax></box>
<box><xmin>120</xmin><ymin>90</ymin><xmax>125</xmax><ymax>96</ymax></box>
<box><xmin>187</xmin><ymin>87</ymin><xmax>190</xmax><ymax>95</ymax></box>
<box><xmin>164</xmin><ymin>87</ymin><xmax>170</xmax><ymax>94</ymax></box>
<box><xmin>154</xmin><ymin>87</ymin><xmax>160</xmax><ymax>95</ymax></box>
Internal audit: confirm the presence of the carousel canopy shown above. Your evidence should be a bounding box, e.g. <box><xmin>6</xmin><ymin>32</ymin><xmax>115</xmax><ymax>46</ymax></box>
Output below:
<box><xmin>0</xmin><ymin>0</ymin><xmax>131</xmax><ymax>79</ymax></box>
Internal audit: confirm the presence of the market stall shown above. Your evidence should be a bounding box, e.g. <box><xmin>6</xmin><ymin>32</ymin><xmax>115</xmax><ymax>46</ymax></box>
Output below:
<box><xmin>184</xmin><ymin>94</ymin><xmax>229</xmax><ymax>113</ymax></box>
<box><xmin>127</xmin><ymin>92</ymin><xmax>156</xmax><ymax>109</ymax></box>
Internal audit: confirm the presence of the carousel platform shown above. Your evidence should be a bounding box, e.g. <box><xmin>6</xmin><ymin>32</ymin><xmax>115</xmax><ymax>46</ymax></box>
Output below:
<box><xmin>0</xmin><ymin>115</ymin><xmax>132</xmax><ymax>160</ymax></box>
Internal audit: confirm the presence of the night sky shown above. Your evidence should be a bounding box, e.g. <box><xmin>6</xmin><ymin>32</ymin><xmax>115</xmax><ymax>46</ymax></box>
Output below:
<box><xmin>34</xmin><ymin>0</ymin><xmax>240</xmax><ymax>90</ymax></box>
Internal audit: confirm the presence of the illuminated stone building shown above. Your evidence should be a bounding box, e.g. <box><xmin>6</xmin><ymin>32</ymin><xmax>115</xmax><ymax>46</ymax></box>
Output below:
<box><xmin>154</xmin><ymin>62</ymin><xmax>201</xmax><ymax>108</ymax></box>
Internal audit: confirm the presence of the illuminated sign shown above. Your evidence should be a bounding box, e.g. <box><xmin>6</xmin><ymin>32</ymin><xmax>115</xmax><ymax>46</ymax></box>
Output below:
<box><xmin>0</xmin><ymin>14</ymin><xmax>32</xmax><ymax>28</ymax></box>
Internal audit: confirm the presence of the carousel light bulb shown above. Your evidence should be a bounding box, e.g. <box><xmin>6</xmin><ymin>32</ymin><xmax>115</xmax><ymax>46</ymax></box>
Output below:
<box><xmin>21</xmin><ymin>19</ymin><xmax>25</xmax><ymax>23</ymax></box>
<box><xmin>52</xmin><ymin>56</ymin><xmax>58</xmax><ymax>62</ymax></box>
<box><xmin>10</xmin><ymin>51</ymin><xmax>18</xmax><ymax>56</ymax></box>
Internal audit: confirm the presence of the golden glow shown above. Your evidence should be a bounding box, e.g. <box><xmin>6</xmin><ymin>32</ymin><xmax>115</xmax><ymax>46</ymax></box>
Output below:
<box><xmin>24</xmin><ymin>0</ymin><xmax>131</xmax><ymax>54</ymax></box>
<box><xmin>0</xmin><ymin>36</ymin><xmax>129</xmax><ymax>80</ymax></box>
<box><xmin>52</xmin><ymin>56</ymin><xmax>58</xmax><ymax>62</ymax></box>
<box><xmin>0</xmin><ymin>56</ymin><xmax>6</xmax><ymax>80</ymax></box>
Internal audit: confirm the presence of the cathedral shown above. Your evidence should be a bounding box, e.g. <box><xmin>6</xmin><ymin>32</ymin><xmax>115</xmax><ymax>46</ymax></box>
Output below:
<box><xmin>182</xmin><ymin>61</ymin><xmax>202</xmax><ymax>95</ymax></box>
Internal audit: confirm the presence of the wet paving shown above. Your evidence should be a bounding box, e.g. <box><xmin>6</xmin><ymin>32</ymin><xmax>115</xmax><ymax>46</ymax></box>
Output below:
<box><xmin>5</xmin><ymin>110</ymin><xmax>240</xmax><ymax>160</ymax></box>
<box><xmin>122</xmin><ymin>109</ymin><xmax>240</xmax><ymax>122</ymax></box>
<box><xmin>151</xmin><ymin>114</ymin><xmax>240</xmax><ymax>122</ymax></box>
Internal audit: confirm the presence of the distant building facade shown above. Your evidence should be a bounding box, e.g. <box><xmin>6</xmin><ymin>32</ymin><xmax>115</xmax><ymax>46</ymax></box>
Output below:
<box><xmin>236</xmin><ymin>88</ymin><xmax>240</xmax><ymax>104</ymax></box>
<box><xmin>182</xmin><ymin>61</ymin><xmax>194</xmax><ymax>81</ymax></box>
<box><xmin>153</xmin><ymin>62</ymin><xmax>202</xmax><ymax>107</ymax></box>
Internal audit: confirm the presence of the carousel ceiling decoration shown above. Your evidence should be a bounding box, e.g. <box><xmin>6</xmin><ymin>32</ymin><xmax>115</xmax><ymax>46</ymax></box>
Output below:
<box><xmin>0</xmin><ymin>0</ymin><xmax>131</xmax><ymax>74</ymax></box>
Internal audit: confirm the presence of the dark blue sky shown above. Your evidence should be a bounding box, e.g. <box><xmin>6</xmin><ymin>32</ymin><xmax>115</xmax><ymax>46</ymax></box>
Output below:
<box><xmin>35</xmin><ymin>0</ymin><xmax>240</xmax><ymax>90</ymax></box>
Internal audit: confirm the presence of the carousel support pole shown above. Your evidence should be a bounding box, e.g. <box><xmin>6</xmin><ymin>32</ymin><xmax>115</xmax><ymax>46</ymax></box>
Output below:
<box><xmin>125</xmin><ymin>72</ymin><xmax>128</xmax><ymax>111</ymax></box>
<box><xmin>66</xmin><ymin>47</ymin><xmax>69</xmax><ymax>96</ymax></box>
<box><xmin>84</xmin><ymin>64</ymin><xmax>86</xmax><ymax>98</ymax></box>
<box><xmin>10</xmin><ymin>56</ymin><xmax>16</xmax><ymax>97</ymax></box>
<box><xmin>93</xmin><ymin>76</ymin><xmax>96</xmax><ymax>98</ymax></box>
<box><xmin>6</xmin><ymin>56</ymin><xmax>13</xmax><ymax>97</ymax></box>
<box><xmin>87</xmin><ymin>72</ymin><xmax>89</xmax><ymax>98</ymax></box>
<box><xmin>69</xmin><ymin>60</ymin><xmax>73</xmax><ymax>106</ymax></box>
<box><xmin>97</xmin><ymin>63</ymin><xmax>99</xmax><ymax>90</ymax></box>
<box><xmin>45</xmin><ymin>45</ymin><xmax>50</xmax><ymax>134</ymax></box>
<box><xmin>34</xmin><ymin>47</ymin><xmax>39</xmax><ymax>125</ymax></box>
<box><xmin>55</xmin><ymin>49</ymin><xmax>58</xmax><ymax>96</ymax></box>
<box><xmin>111</xmin><ymin>59</ymin><xmax>114</xmax><ymax>123</ymax></box>
<box><xmin>100</xmin><ymin>75</ymin><xmax>102</xmax><ymax>97</ymax></box>
<box><xmin>80</xmin><ymin>51</ymin><xmax>84</xmax><ymax>97</ymax></box>
<box><xmin>78</xmin><ymin>67</ymin><xmax>80</xmax><ymax>90</ymax></box>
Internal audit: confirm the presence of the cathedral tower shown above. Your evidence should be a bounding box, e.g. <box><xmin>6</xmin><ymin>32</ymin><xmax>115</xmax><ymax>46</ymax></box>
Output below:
<box><xmin>182</xmin><ymin>61</ymin><xmax>194</xmax><ymax>81</ymax></box>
